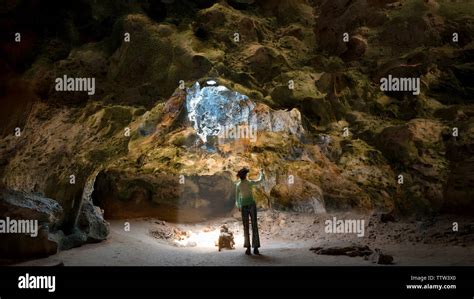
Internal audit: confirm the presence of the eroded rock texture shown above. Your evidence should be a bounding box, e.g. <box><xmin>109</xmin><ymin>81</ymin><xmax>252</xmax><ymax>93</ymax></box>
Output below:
<box><xmin>0</xmin><ymin>0</ymin><xmax>473</xmax><ymax>259</ymax></box>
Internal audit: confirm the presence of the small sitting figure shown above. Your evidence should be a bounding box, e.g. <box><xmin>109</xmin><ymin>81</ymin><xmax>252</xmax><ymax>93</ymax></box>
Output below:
<box><xmin>216</xmin><ymin>225</ymin><xmax>235</xmax><ymax>251</ymax></box>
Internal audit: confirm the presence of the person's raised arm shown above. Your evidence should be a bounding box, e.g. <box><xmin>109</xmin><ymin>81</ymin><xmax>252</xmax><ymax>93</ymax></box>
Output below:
<box><xmin>249</xmin><ymin>168</ymin><xmax>265</xmax><ymax>185</ymax></box>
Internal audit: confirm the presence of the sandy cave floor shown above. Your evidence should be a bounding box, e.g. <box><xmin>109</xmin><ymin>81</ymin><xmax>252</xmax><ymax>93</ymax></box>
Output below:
<box><xmin>16</xmin><ymin>211</ymin><xmax>474</xmax><ymax>266</ymax></box>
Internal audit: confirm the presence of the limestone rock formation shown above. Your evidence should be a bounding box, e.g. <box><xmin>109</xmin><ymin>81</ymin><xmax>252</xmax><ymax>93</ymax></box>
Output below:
<box><xmin>0</xmin><ymin>189</ymin><xmax>109</xmax><ymax>261</ymax></box>
<box><xmin>0</xmin><ymin>190</ymin><xmax>62</xmax><ymax>260</ymax></box>
<box><xmin>0</xmin><ymin>0</ymin><xmax>473</xmax><ymax>258</ymax></box>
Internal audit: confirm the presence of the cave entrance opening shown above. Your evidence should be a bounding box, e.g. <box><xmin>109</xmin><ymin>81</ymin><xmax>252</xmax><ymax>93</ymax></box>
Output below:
<box><xmin>90</xmin><ymin>170</ymin><xmax>236</xmax><ymax>223</ymax></box>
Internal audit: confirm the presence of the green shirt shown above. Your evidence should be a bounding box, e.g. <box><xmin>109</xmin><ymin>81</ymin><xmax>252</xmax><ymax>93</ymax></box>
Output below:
<box><xmin>235</xmin><ymin>171</ymin><xmax>265</xmax><ymax>208</ymax></box>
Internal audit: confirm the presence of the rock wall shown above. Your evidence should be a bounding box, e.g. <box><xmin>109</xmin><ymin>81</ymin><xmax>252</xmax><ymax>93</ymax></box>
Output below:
<box><xmin>0</xmin><ymin>0</ymin><xmax>473</xmax><ymax>257</ymax></box>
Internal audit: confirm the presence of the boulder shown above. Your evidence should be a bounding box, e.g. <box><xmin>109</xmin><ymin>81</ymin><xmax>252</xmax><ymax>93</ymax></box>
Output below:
<box><xmin>370</xmin><ymin>248</ymin><xmax>394</xmax><ymax>264</ymax></box>
<box><xmin>310</xmin><ymin>244</ymin><xmax>373</xmax><ymax>257</ymax></box>
<box><xmin>55</xmin><ymin>198</ymin><xmax>109</xmax><ymax>251</ymax></box>
<box><xmin>77</xmin><ymin>200</ymin><xmax>110</xmax><ymax>243</ymax></box>
<box><xmin>0</xmin><ymin>189</ymin><xmax>63</xmax><ymax>260</ymax></box>
<box><xmin>0</xmin><ymin>189</ymin><xmax>63</xmax><ymax>226</ymax></box>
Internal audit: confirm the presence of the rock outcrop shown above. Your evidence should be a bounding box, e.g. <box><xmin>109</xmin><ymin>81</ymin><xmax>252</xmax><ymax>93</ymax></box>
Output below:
<box><xmin>0</xmin><ymin>190</ymin><xmax>62</xmax><ymax>260</ymax></box>
<box><xmin>0</xmin><ymin>188</ymin><xmax>109</xmax><ymax>262</ymax></box>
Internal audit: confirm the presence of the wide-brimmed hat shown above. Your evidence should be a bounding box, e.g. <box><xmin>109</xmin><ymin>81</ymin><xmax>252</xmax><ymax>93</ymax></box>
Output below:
<box><xmin>236</xmin><ymin>167</ymin><xmax>250</xmax><ymax>178</ymax></box>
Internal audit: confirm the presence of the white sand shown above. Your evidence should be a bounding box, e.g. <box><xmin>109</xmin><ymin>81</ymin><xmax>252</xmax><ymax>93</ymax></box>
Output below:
<box><xmin>16</xmin><ymin>211</ymin><xmax>474</xmax><ymax>266</ymax></box>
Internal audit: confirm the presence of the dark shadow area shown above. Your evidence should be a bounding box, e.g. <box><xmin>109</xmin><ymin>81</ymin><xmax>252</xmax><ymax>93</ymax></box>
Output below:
<box><xmin>92</xmin><ymin>170</ymin><xmax>235</xmax><ymax>223</ymax></box>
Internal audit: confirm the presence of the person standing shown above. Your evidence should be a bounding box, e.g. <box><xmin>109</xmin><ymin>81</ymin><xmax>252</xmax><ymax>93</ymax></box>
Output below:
<box><xmin>235</xmin><ymin>167</ymin><xmax>265</xmax><ymax>255</ymax></box>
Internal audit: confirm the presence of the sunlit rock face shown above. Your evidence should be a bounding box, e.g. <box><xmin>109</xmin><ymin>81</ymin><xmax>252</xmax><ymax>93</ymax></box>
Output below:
<box><xmin>186</xmin><ymin>82</ymin><xmax>256</xmax><ymax>143</ymax></box>
<box><xmin>253</xmin><ymin>104</ymin><xmax>304</xmax><ymax>137</ymax></box>
<box><xmin>185</xmin><ymin>81</ymin><xmax>304</xmax><ymax>145</ymax></box>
